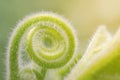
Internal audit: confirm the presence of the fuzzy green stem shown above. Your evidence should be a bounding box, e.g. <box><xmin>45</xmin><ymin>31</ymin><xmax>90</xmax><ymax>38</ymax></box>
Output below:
<box><xmin>33</xmin><ymin>67</ymin><xmax>47</xmax><ymax>80</ymax></box>
<box><xmin>7</xmin><ymin>12</ymin><xmax>76</xmax><ymax>80</ymax></box>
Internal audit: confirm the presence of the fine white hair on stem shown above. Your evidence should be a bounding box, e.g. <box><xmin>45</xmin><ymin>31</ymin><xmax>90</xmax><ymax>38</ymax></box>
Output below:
<box><xmin>6</xmin><ymin>11</ymin><xmax>77</xmax><ymax>80</ymax></box>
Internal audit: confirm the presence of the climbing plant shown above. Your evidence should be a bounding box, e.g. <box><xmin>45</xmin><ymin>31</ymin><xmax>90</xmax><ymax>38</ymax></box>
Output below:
<box><xmin>6</xmin><ymin>12</ymin><xmax>120</xmax><ymax>80</ymax></box>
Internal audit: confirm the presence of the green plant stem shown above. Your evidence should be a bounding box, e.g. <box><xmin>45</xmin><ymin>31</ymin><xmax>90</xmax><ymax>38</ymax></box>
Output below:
<box><xmin>33</xmin><ymin>67</ymin><xmax>47</xmax><ymax>80</ymax></box>
<box><xmin>7</xmin><ymin>12</ymin><xmax>76</xmax><ymax>80</ymax></box>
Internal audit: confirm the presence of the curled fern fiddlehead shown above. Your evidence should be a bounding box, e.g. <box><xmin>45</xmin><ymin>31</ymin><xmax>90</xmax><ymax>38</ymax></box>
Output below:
<box><xmin>6</xmin><ymin>12</ymin><xmax>77</xmax><ymax>80</ymax></box>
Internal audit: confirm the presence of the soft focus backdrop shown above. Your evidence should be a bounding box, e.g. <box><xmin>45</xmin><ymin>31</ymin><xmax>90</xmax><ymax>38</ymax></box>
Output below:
<box><xmin>0</xmin><ymin>0</ymin><xmax>120</xmax><ymax>80</ymax></box>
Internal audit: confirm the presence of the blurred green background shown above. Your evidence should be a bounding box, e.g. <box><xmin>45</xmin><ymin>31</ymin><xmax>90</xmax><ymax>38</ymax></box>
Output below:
<box><xmin>1</xmin><ymin>0</ymin><xmax>120</xmax><ymax>80</ymax></box>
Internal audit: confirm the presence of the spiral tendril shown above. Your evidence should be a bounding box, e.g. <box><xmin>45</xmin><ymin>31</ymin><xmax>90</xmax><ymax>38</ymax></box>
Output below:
<box><xmin>6</xmin><ymin>12</ymin><xmax>77</xmax><ymax>80</ymax></box>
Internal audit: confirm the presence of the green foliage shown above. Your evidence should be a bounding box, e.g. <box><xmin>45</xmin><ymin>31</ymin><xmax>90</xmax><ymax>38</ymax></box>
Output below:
<box><xmin>66</xmin><ymin>26</ymin><xmax>120</xmax><ymax>80</ymax></box>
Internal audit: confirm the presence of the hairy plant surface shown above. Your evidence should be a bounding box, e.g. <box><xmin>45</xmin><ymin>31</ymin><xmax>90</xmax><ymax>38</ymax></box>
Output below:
<box><xmin>6</xmin><ymin>12</ymin><xmax>120</xmax><ymax>80</ymax></box>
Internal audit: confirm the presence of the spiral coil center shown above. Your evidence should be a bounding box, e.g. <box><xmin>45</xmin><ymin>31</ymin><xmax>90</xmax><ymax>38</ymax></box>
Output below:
<box><xmin>26</xmin><ymin>14</ymin><xmax>76</xmax><ymax>68</ymax></box>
